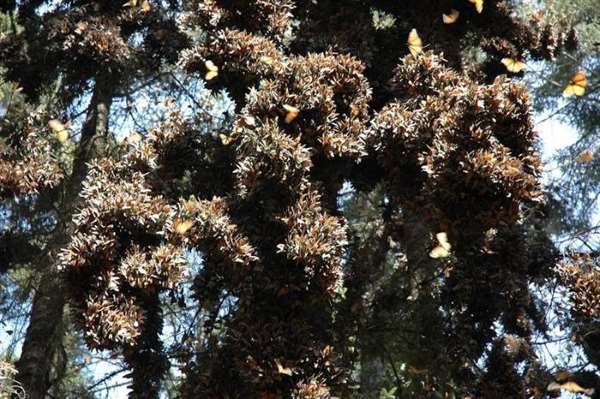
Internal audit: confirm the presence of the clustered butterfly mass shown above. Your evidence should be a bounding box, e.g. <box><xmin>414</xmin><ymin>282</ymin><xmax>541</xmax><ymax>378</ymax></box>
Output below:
<box><xmin>0</xmin><ymin>0</ymin><xmax>595</xmax><ymax>398</ymax></box>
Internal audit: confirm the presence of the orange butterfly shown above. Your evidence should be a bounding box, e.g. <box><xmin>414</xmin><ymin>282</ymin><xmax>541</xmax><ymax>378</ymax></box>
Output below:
<box><xmin>577</xmin><ymin>149</ymin><xmax>594</xmax><ymax>163</ymax></box>
<box><xmin>173</xmin><ymin>218</ymin><xmax>194</xmax><ymax>235</ymax></box>
<box><xmin>501</xmin><ymin>58</ymin><xmax>526</xmax><ymax>73</ymax></box>
<box><xmin>469</xmin><ymin>0</ymin><xmax>483</xmax><ymax>13</ymax></box>
<box><xmin>563</xmin><ymin>71</ymin><xmax>587</xmax><ymax>96</ymax></box>
<box><xmin>283</xmin><ymin>104</ymin><xmax>300</xmax><ymax>124</ymax></box>
<box><xmin>443</xmin><ymin>9</ymin><xmax>460</xmax><ymax>24</ymax></box>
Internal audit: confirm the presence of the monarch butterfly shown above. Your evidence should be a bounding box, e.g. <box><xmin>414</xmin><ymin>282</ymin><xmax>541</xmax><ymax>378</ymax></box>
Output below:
<box><xmin>501</xmin><ymin>58</ymin><xmax>526</xmax><ymax>73</ymax></box>
<box><xmin>173</xmin><ymin>219</ymin><xmax>194</xmax><ymax>235</ymax></box>
<box><xmin>123</xmin><ymin>0</ymin><xmax>151</xmax><ymax>11</ymax></box>
<box><xmin>468</xmin><ymin>0</ymin><xmax>483</xmax><ymax>13</ymax></box>
<box><xmin>283</xmin><ymin>104</ymin><xmax>300</xmax><ymax>124</ymax></box>
<box><xmin>429</xmin><ymin>232</ymin><xmax>452</xmax><ymax>259</ymax></box>
<box><xmin>241</xmin><ymin>115</ymin><xmax>256</xmax><ymax>127</ymax></box>
<box><xmin>577</xmin><ymin>149</ymin><xmax>594</xmax><ymax>163</ymax></box>
<box><xmin>140</xmin><ymin>0</ymin><xmax>151</xmax><ymax>12</ymax></box>
<box><xmin>182</xmin><ymin>198</ymin><xmax>201</xmax><ymax>213</ymax></box>
<box><xmin>219</xmin><ymin>133</ymin><xmax>233</xmax><ymax>145</ymax></box>
<box><xmin>547</xmin><ymin>381</ymin><xmax>595</xmax><ymax>396</ymax></box>
<box><xmin>48</xmin><ymin>119</ymin><xmax>70</xmax><ymax>143</ymax></box>
<box><xmin>407</xmin><ymin>29</ymin><xmax>423</xmax><ymax>57</ymax></box>
<box><xmin>563</xmin><ymin>71</ymin><xmax>587</xmax><ymax>97</ymax></box>
<box><xmin>259</xmin><ymin>55</ymin><xmax>274</xmax><ymax>65</ymax></box>
<box><xmin>275</xmin><ymin>360</ymin><xmax>293</xmax><ymax>376</ymax></box>
<box><xmin>75</xmin><ymin>21</ymin><xmax>88</xmax><ymax>34</ymax></box>
<box><xmin>442</xmin><ymin>9</ymin><xmax>460</xmax><ymax>24</ymax></box>
<box><xmin>204</xmin><ymin>60</ymin><xmax>219</xmax><ymax>81</ymax></box>
<box><xmin>126</xmin><ymin>132</ymin><xmax>142</xmax><ymax>144</ymax></box>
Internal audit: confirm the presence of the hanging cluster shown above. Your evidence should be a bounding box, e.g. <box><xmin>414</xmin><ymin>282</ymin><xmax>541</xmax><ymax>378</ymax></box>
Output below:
<box><xmin>174</xmin><ymin>57</ymin><xmax>367</xmax><ymax>397</ymax></box>
<box><xmin>0</xmin><ymin>111</ymin><xmax>64</xmax><ymax>197</ymax></box>
<box><xmin>59</xmin><ymin>155</ymin><xmax>179</xmax><ymax>347</ymax></box>
<box><xmin>195</xmin><ymin>0</ymin><xmax>295</xmax><ymax>40</ymax></box>
<box><xmin>56</xmin><ymin>16</ymin><xmax>131</xmax><ymax>68</ymax></box>
<box><xmin>480</xmin><ymin>7</ymin><xmax>578</xmax><ymax>62</ymax></box>
<box><xmin>277</xmin><ymin>188</ymin><xmax>348</xmax><ymax>293</ymax></box>
<box><xmin>370</xmin><ymin>52</ymin><xmax>542</xmax><ymax>228</ymax></box>
<box><xmin>362</xmin><ymin>51</ymin><xmax>558</xmax><ymax>396</ymax></box>
<box><xmin>560</xmin><ymin>255</ymin><xmax>600</xmax><ymax>321</ymax></box>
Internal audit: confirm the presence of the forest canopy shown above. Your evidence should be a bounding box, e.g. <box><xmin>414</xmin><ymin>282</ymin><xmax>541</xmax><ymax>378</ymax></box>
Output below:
<box><xmin>0</xmin><ymin>0</ymin><xmax>598</xmax><ymax>398</ymax></box>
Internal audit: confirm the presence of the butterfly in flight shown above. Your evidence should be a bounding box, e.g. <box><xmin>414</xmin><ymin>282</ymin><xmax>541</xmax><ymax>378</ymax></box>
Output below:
<box><xmin>443</xmin><ymin>9</ymin><xmax>460</xmax><ymax>24</ymax></box>
<box><xmin>563</xmin><ymin>71</ymin><xmax>587</xmax><ymax>97</ymax></box>
<box><xmin>501</xmin><ymin>58</ymin><xmax>526</xmax><ymax>73</ymax></box>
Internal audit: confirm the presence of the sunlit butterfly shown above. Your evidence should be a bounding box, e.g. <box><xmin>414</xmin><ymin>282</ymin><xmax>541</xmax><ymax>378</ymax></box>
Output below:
<box><xmin>407</xmin><ymin>29</ymin><xmax>423</xmax><ymax>57</ymax></box>
<box><xmin>173</xmin><ymin>218</ymin><xmax>194</xmax><ymax>235</ymax></box>
<box><xmin>204</xmin><ymin>60</ymin><xmax>219</xmax><ymax>81</ymax></box>
<box><xmin>563</xmin><ymin>71</ymin><xmax>587</xmax><ymax>97</ymax></box>
<box><xmin>429</xmin><ymin>232</ymin><xmax>452</xmax><ymax>259</ymax></box>
<box><xmin>469</xmin><ymin>0</ymin><xmax>483</xmax><ymax>13</ymax></box>
<box><xmin>547</xmin><ymin>381</ymin><xmax>595</xmax><ymax>396</ymax></box>
<box><xmin>283</xmin><ymin>104</ymin><xmax>300</xmax><ymax>124</ymax></box>
<box><xmin>48</xmin><ymin>119</ymin><xmax>70</xmax><ymax>143</ymax></box>
<box><xmin>501</xmin><ymin>58</ymin><xmax>526</xmax><ymax>73</ymax></box>
<box><xmin>577</xmin><ymin>149</ymin><xmax>594</xmax><ymax>163</ymax></box>
<box><xmin>443</xmin><ymin>9</ymin><xmax>460</xmax><ymax>24</ymax></box>
<box><xmin>219</xmin><ymin>133</ymin><xmax>233</xmax><ymax>145</ymax></box>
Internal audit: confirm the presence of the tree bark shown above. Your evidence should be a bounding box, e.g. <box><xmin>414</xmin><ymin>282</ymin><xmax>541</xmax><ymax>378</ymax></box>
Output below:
<box><xmin>15</xmin><ymin>76</ymin><xmax>114</xmax><ymax>399</ymax></box>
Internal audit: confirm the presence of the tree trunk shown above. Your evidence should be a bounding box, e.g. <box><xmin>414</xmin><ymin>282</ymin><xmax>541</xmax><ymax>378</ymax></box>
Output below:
<box><xmin>15</xmin><ymin>76</ymin><xmax>114</xmax><ymax>399</ymax></box>
<box><xmin>14</xmin><ymin>271</ymin><xmax>66</xmax><ymax>399</ymax></box>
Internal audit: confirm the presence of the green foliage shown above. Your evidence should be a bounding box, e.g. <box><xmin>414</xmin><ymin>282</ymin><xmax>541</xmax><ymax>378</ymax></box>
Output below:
<box><xmin>379</xmin><ymin>386</ymin><xmax>397</xmax><ymax>399</ymax></box>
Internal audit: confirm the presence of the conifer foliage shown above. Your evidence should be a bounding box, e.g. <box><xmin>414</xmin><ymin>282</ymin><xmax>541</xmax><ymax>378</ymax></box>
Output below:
<box><xmin>0</xmin><ymin>0</ymin><xmax>594</xmax><ymax>398</ymax></box>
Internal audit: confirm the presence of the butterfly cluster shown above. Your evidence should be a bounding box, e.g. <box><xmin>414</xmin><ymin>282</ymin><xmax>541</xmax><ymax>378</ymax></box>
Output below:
<box><xmin>0</xmin><ymin>0</ymin><xmax>588</xmax><ymax>398</ymax></box>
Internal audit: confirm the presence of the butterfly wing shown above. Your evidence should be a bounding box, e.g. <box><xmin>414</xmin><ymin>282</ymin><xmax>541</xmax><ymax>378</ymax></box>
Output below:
<box><xmin>283</xmin><ymin>104</ymin><xmax>300</xmax><ymax>123</ymax></box>
<box><xmin>501</xmin><ymin>58</ymin><xmax>526</xmax><ymax>73</ymax></box>
<box><xmin>407</xmin><ymin>29</ymin><xmax>423</xmax><ymax>56</ymax></box>
<box><xmin>48</xmin><ymin>119</ymin><xmax>70</xmax><ymax>142</ymax></box>
<box><xmin>571</xmin><ymin>71</ymin><xmax>588</xmax><ymax>87</ymax></box>
<box><xmin>577</xmin><ymin>149</ymin><xmax>594</xmax><ymax>162</ymax></box>
<box><xmin>563</xmin><ymin>84</ymin><xmax>585</xmax><ymax>97</ymax></box>
<box><xmin>174</xmin><ymin>219</ymin><xmax>194</xmax><ymax>235</ymax></box>
<box><xmin>443</xmin><ymin>9</ymin><xmax>460</xmax><ymax>24</ymax></box>
<box><xmin>564</xmin><ymin>71</ymin><xmax>587</xmax><ymax>96</ymax></box>
<box><xmin>430</xmin><ymin>245</ymin><xmax>451</xmax><ymax>259</ymax></box>
<box><xmin>430</xmin><ymin>232</ymin><xmax>452</xmax><ymax>258</ymax></box>
<box><xmin>469</xmin><ymin>0</ymin><xmax>484</xmax><ymax>13</ymax></box>
<box><xmin>56</xmin><ymin>130</ymin><xmax>70</xmax><ymax>143</ymax></box>
<box><xmin>204</xmin><ymin>60</ymin><xmax>219</xmax><ymax>81</ymax></box>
